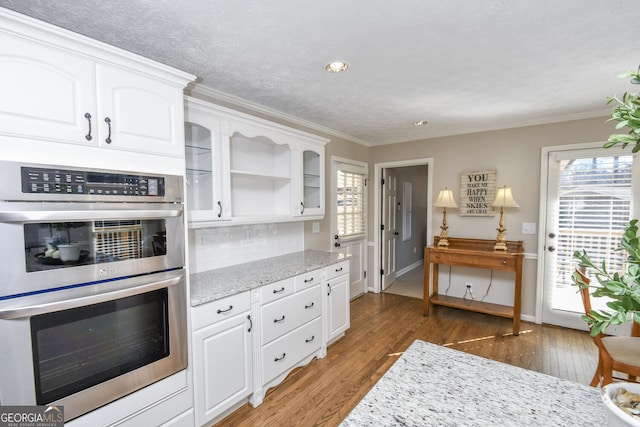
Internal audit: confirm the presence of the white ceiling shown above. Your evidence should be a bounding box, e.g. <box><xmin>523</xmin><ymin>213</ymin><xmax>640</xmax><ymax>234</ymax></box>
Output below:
<box><xmin>1</xmin><ymin>0</ymin><xmax>639</xmax><ymax>146</ymax></box>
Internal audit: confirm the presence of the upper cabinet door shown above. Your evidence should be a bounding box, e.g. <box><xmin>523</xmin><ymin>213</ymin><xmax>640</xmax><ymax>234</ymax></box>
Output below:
<box><xmin>296</xmin><ymin>145</ymin><xmax>324</xmax><ymax>218</ymax></box>
<box><xmin>0</xmin><ymin>32</ymin><xmax>96</xmax><ymax>144</ymax></box>
<box><xmin>185</xmin><ymin>107</ymin><xmax>231</xmax><ymax>222</ymax></box>
<box><xmin>96</xmin><ymin>64</ymin><xmax>185</xmax><ymax>157</ymax></box>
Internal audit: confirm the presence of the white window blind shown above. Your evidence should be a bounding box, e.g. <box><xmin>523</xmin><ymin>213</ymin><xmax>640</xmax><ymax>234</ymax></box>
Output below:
<box><xmin>556</xmin><ymin>154</ymin><xmax>633</xmax><ymax>280</ymax></box>
<box><xmin>337</xmin><ymin>168</ymin><xmax>366</xmax><ymax>238</ymax></box>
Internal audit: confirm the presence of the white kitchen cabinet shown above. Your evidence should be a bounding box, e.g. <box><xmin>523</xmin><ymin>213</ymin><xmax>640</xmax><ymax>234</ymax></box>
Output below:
<box><xmin>0</xmin><ymin>9</ymin><xmax>194</xmax><ymax>157</ymax></box>
<box><xmin>191</xmin><ymin>292</ymin><xmax>253</xmax><ymax>427</ymax></box>
<box><xmin>326</xmin><ymin>261</ymin><xmax>351</xmax><ymax>344</ymax></box>
<box><xmin>295</xmin><ymin>145</ymin><xmax>325</xmax><ymax>219</ymax></box>
<box><xmin>185</xmin><ymin>98</ymin><xmax>230</xmax><ymax>222</ymax></box>
<box><xmin>95</xmin><ymin>64</ymin><xmax>187</xmax><ymax>156</ymax></box>
<box><xmin>183</xmin><ymin>97</ymin><xmax>329</xmax><ymax>227</ymax></box>
<box><xmin>228</xmin><ymin>132</ymin><xmax>294</xmax><ymax>220</ymax></box>
<box><xmin>252</xmin><ymin>273</ymin><xmax>325</xmax><ymax>405</ymax></box>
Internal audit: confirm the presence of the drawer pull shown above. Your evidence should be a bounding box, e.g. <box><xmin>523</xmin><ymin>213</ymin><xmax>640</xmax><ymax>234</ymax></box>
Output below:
<box><xmin>335</xmin><ymin>267</ymin><xmax>343</xmax><ymax>272</ymax></box>
<box><xmin>216</xmin><ymin>305</ymin><xmax>233</xmax><ymax>314</ymax></box>
<box><xmin>274</xmin><ymin>353</ymin><xmax>286</xmax><ymax>362</ymax></box>
<box><xmin>247</xmin><ymin>315</ymin><xmax>252</xmax><ymax>333</ymax></box>
<box><xmin>304</xmin><ymin>277</ymin><xmax>314</xmax><ymax>283</ymax></box>
<box><xmin>272</xmin><ymin>286</ymin><xmax>286</xmax><ymax>294</ymax></box>
<box><xmin>273</xmin><ymin>315</ymin><xmax>286</xmax><ymax>323</ymax></box>
<box><xmin>305</xmin><ymin>335</ymin><xmax>315</xmax><ymax>343</ymax></box>
<box><xmin>305</xmin><ymin>302</ymin><xmax>315</xmax><ymax>309</ymax></box>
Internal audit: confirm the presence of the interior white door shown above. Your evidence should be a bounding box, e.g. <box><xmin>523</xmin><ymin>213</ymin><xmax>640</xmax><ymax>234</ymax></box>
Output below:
<box><xmin>381</xmin><ymin>172</ymin><xmax>397</xmax><ymax>290</ymax></box>
<box><xmin>331</xmin><ymin>158</ymin><xmax>367</xmax><ymax>299</ymax></box>
<box><xmin>541</xmin><ymin>145</ymin><xmax>638</xmax><ymax>330</ymax></box>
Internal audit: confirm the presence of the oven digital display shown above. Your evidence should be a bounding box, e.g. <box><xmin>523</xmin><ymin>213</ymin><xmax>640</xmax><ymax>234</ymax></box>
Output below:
<box><xmin>21</xmin><ymin>167</ymin><xmax>165</xmax><ymax>197</ymax></box>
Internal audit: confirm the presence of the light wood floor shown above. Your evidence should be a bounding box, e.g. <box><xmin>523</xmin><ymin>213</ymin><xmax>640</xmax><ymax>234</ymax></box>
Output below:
<box><xmin>219</xmin><ymin>292</ymin><xmax>597</xmax><ymax>427</ymax></box>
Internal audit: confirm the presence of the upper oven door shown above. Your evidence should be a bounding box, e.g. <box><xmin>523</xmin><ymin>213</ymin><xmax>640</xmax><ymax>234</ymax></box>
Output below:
<box><xmin>0</xmin><ymin>202</ymin><xmax>184</xmax><ymax>299</ymax></box>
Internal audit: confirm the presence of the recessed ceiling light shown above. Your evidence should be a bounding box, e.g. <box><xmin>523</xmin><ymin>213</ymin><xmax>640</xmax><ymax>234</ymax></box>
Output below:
<box><xmin>325</xmin><ymin>61</ymin><xmax>348</xmax><ymax>73</ymax></box>
<box><xmin>413</xmin><ymin>120</ymin><xmax>429</xmax><ymax>126</ymax></box>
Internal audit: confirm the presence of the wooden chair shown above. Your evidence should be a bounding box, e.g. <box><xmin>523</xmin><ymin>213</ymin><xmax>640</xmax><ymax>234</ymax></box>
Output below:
<box><xmin>575</xmin><ymin>267</ymin><xmax>640</xmax><ymax>386</ymax></box>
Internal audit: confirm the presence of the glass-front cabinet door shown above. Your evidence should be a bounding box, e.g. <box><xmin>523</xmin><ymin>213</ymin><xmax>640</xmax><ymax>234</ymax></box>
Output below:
<box><xmin>184</xmin><ymin>99</ymin><xmax>230</xmax><ymax>224</ymax></box>
<box><xmin>296</xmin><ymin>145</ymin><xmax>324</xmax><ymax>218</ymax></box>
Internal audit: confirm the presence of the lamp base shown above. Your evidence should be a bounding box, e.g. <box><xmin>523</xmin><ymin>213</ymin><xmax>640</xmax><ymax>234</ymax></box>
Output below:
<box><xmin>438</xmin><ymin>238</ymin><xmax>450</xmax><ymax>248</ymax></box>
<box><xmin>494</xmin><ymin>241</ymin><xmax>508</xmax><ymax>251</ymax></box>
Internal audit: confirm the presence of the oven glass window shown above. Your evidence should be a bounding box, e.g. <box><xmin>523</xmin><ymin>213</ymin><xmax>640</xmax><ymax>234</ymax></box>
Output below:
<box><xmin>30</xmin><ymin>288</ymin><xmax>169</xmax><ymax>404</ymax></box>
<box><xmin>23</xmin><ymin>219</ymin><xmax>167</xmax><ymax>272</ymax></box>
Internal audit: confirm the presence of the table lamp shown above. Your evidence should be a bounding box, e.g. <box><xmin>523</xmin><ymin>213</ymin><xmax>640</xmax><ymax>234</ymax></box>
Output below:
<box><xmin>491</xmin><ymin>185</ymin><xmax>519</xmax><ymax>251</ymax></box>
<box><xmin>434</xmin><ymin>187</ymin><xmax>457</xmax><ymax>247</ymax></box>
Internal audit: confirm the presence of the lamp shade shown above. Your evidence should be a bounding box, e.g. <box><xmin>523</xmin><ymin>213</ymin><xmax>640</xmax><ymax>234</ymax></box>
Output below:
<box><xmin>491</xmin><ymin>186</ymin><xmax>519</xmax><ymax>208</ymax></box>
<box><xmin>434</xmin><ymin>188</ymin><xmax>457</xmax><ymax>208</ymax></box>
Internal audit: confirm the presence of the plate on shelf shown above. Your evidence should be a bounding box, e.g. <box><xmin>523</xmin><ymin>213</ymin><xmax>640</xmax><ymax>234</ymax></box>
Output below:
<box><xmin>35</xmin><ymin>250</ymin><xmax>90</xmax><ymax>265</ymax></box>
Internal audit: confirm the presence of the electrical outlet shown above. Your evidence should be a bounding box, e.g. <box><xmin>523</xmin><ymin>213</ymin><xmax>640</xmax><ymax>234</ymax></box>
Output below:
<box><xmin>465</xmin><ymin>282</ymin><xmax>473</xmax><ymax>291</ymax></box>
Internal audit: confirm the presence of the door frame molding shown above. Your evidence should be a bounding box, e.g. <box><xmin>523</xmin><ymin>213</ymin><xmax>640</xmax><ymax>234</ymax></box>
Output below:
<box><xmin>372</xmin><ymin>158</ymin><xmax>433</xmax><ymax>294</ymax></box>
<box><xmin>535</xmin><ymin>140</ymin><xmax>622</xmax><ymax>324</ymax></box>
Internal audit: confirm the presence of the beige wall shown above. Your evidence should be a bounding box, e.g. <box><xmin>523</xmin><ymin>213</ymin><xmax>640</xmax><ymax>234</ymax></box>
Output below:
<box><xmin>368</xmin><ymin>116</ymin><xmax>614</xmax><ymax>317</ymax></box>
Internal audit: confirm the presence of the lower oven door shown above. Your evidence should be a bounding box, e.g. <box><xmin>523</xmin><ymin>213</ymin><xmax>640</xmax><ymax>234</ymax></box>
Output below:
<box><xmin>0</xmin><ymin>202</ymin><xmax>184</xmax><ymax>299</ymax></box>
<box><xmin>0</xmin><ymin>269</ymin><xmax>187</xmax><ymax>422</ymax></box>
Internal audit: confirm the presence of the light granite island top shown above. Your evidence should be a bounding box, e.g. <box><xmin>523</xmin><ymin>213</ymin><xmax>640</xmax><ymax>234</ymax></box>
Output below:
<box><xmin>340</xmin><ymin>340</ymin><xmax>607</xmax><ymax>427</ymax></box>
<box><xmin>190</xmin><ymin>250</ymin><xmax>350</xmax><ymax>307</ymax></box>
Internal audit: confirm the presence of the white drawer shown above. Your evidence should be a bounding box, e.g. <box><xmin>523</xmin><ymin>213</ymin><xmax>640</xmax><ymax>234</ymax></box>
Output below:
<box><xmin>294</xmin><ymin>268</ymin><xmax>322</xmax><ymax>292</ymax></box>
<box><xmin>261</xmin><ymin>285</ymin><xmax>321</xmax><ymax>345</ymax></box>
<box><xmin>260</xmin><ymin>277</ymin><xmax>294</xmax><ymax>305</ymax></box>
<box><xmin>191</xmin><ymin>291</ymin><xmax>251</xmax><ymax>331</ymax></box>
<box><xmin>261</xmin><ymin>317</ymin><xmax>322</xmax><ymax>385</ymax></box>
<box><xmin>326</xmin><ymin>260</ymin><xmax>349</xmax><ymax>280</ymax></box>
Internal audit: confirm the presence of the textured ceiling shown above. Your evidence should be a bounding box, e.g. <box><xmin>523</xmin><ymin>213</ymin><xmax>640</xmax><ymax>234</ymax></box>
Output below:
<box><xmin>1</xmin><ymin>0</ymin><xmax>639</xmax><ymax>146</ymax></box>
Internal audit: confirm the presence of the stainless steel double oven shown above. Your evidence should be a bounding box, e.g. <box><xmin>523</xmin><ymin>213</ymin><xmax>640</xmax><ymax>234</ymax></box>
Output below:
<box><xmin>0</xmin><ymin>161</ymin><xmax>187</xmax><ymax>421</ymax></box>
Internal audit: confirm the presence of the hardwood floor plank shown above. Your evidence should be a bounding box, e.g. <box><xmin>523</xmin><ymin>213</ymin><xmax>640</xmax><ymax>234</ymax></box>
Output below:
<box><xmin>217</xmin><ymin>293</ymin><xmax>597</xmax><ymax>427</ymax></box>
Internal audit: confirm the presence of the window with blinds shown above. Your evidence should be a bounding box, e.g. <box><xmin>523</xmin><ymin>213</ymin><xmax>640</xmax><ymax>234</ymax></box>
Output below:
<box><xmin>556</xmin><ymin>154</ymin><xmax>633</xmax><ymax>282</ymax></box>
<box><xmin>337</xmin><ymin>169</ymin><xmax>366</xmax><ymax>238</ymax></box>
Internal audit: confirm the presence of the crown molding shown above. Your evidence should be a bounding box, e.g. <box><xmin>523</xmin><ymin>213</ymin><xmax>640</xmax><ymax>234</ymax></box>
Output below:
<box><xmin>188</xmin><ymin>84</ymin><xmax>371</xmax><ymax>147</ymax></box>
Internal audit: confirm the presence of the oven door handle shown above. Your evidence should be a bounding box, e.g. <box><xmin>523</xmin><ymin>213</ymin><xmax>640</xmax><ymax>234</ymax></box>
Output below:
<box><xmin>0</xmin><ymin>275</ymin><xmax>183</xmax><ymax>319</ymax></box>
<box><xmin>0</xmin><ymin>207</ymin><xmax>182</xmax><ymax>223</ymax></box>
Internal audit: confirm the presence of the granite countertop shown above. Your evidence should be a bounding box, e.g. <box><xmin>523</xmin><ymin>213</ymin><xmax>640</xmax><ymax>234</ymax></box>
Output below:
<box><xmin>340</xmin><ymin>340</ymin><xmax>607</xmax><ymax>427</ymax></box>
<box><xmin>190</xmin><ymin>250</ymin><xmax>350</xmax><ymax>307</ymax></box>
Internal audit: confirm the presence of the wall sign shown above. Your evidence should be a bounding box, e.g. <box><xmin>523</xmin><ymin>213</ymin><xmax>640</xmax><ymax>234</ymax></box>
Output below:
<box><xmin>459</xmin><ymin>170</ymin><xmax>496</xmax><ymax>216</ymax></box>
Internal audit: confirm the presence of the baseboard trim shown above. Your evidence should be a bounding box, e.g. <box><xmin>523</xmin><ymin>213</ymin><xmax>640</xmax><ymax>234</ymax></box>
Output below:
<box><xmin>396</xmin><ymin>260</ymin><xmax>424</xmax><ymax>278</ymax></box>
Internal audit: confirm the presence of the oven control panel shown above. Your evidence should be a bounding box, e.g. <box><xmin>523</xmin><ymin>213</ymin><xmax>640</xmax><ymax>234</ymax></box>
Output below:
<box><xmin>21</xmin><ymin>166</ymin><xmax>165</xmax><ymax>197</ymax></box>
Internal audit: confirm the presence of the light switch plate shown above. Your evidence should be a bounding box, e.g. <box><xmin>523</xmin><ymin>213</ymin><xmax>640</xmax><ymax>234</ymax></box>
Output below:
<box><xmin>522</xmin><ymin>222</ymin><xmax>537</xmax><ymax>235</ymax></box>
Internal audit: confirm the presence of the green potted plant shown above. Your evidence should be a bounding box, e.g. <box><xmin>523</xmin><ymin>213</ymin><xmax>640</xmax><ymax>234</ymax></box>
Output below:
<box><xmin>572</xmin><ymin>65</ymin><xmax>640</xmax><ymax>336</ymax></box>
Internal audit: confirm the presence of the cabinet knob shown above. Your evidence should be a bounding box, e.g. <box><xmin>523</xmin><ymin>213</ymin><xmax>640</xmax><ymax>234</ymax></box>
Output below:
<box><xmin>548</xmin><ymin>246</ymin><xmax>556</xmax><ymax>252</ymax></box>
<box><xmin>502</xmin><ymin>260</ymin><xmax>507</xmax><ymax>265</ymax></box>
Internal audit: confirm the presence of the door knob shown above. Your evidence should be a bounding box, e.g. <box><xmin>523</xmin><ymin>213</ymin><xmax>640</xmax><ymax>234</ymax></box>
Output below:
<box><xmin>394</xmin><ymin>231</ymin><xmax>399</xmax><ymax>236</ymax></box>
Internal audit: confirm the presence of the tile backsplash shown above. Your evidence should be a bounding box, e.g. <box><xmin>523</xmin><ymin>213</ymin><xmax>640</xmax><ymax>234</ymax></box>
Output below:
<box><xmin>188</xmin><ymin>222</ymin><xmax>304</xmax><ymax>273</ymax></box>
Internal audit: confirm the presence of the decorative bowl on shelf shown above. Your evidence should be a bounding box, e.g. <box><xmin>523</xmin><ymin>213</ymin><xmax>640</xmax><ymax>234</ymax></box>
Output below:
<box><xmin>602</xmin><ymin>382</ymin><xmax>640</xmax><ymax>427</ymax></box>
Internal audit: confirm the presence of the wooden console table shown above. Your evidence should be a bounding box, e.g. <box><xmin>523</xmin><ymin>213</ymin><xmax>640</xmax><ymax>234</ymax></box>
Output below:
<box><xmin>423</xmin><ymin>237</ymin><xmax>524</xmax><ymax>335</ymax></box>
